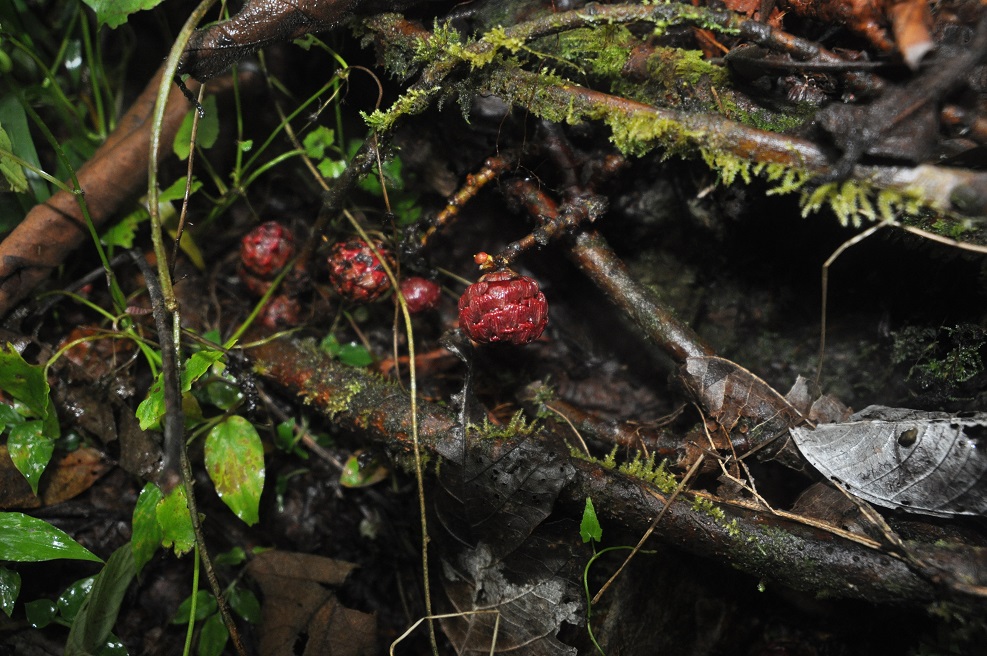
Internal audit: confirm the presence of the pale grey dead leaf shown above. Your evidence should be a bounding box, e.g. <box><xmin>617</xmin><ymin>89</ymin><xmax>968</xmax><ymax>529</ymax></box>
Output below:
<box><xmin>790</xmin><ymin>405</ymin><xmax>987</xmax><ymax>517</ymax></box>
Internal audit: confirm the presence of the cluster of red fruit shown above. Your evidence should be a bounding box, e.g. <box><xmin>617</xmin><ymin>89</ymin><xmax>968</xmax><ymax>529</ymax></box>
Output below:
<box><xmin>238</xmin><ymin>222</ymin><xmax>548</xmax><ymax>344</ymax></box>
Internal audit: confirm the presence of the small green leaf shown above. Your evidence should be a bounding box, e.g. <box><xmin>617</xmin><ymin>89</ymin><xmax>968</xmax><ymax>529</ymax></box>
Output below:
<box><xmin>159</xmin><ymin>177</ymin><xmax>203</xmax><ymax>203</ymax></box>
<box><xmin>205</xmin><ymin>416</ymin><xmax>265</xmax><ymax>526</ymax></box>
<box><xmin>317</xmin><ymin>158</ymin><xmax>347</xmax><ymax>179</ymax></box>
<box><xmin>212</xmin><ymin>546</ymin><xmax>246</xmax><ymax>567</ymax></box>
<box><xmin>0</xmin><ymin>512</ymin><xmax>102</xmax><ymax>563</ymax></box>
<box><xmin>198</xmin><ymin>612</ymin><xmax>229</xmax><ymax>656</ymax></box>
<box><xmin>0</xmin><ymin>344</ymin><xmax>58</xmax><ymax>438</ymax></box>
<box><xmin>156</xmin><ymin>486</ymin><xmax>195</xmax><ymax>557</ymax></box>
<box><xmin>228</xmin><ymin>585</ymin><xmax>260</xmax><ymax>624</ymax></box>
<box><xmin>7</xmin><ymin>421</ymin><xmax>54</xmax><ymax>495</ymax></box>
<box><xmin>0</xmin><ymin>124</ymin><xmax>28</xmax><ymax>193</ymax></box>
<box><xmin>137</xmin><ymin>350</ymin><xmax>224</xmax><ymax>430</ymax></box>
<box><xmin>81</xmin><ymin>0</ymin><xmax>166</xmax><ymax>28</ymax></box>
<box><xmin>25</xmin><ymin>599</ymin><xmax>57</xmax><ymax>628</ymax></box>
<box><xmin>0</xmin><ymin>401</ymin><xmax>25</xmax><ymax>432</ymax></box>
<box><xmin>238</xmin><ymin>139</ymin><xmax>253</xmax><ymax>152</ymax></box>
<box><xmin>173</xmin><ymin>95</ymin><xmax>219</xmax><ymax>160</ymax></box>
<box><xmin>303</xmin><ymin>126</ymin><xmax>335</xmax><ymax>160</ymax></box>
<box><xmin>580</xmin><ymin>497</ymin><xmax>602</xmax><ymax>544</ymax></box>
<box><xmin>135</xmin><ymin>375</ymin><xmax>164</xmax><ymax>431</ymax></box>
<box><xmin>65</xmin><ymin>544</ymin><xmax>137</xmax><ymax>656</ymax></box>
<box><xmin>171</xmin><ymin>590</ymin><xmax>217</xmax><ymax>624</ymax></box>
<box><xmin>131</xmin><ymin>483</ymin><xmax>163</xmax><ymax>575</ymax></box>
<box><xmin>58</xmin><ymin>576</ymin><xmax>95</xmax><ymax>622</ymax></box>
<box><xmin>0</xmin><ymin>566</ymin><xmax>21</xmax><ymax>617</ymax></box>
<box><xmin>101</xmin><ymin>208</ymin><xmax>147</xmax><ymax>248</ymax></box>
<box><xmin>337</xmin><ymin>342</ymin><xmax>374</xmax><ymax>367</ymax></box>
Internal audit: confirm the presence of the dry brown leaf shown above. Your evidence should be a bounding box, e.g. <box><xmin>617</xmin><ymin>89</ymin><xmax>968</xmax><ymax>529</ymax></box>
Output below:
<box><xmin>0</xmin><ymin>446</ymin><xmax>112</xmax><ymax>509</ymax></box>
<box><xmin>246</xmin><ymin>550</ymin><xmax>375</xmax><ymax>656</ymax></box>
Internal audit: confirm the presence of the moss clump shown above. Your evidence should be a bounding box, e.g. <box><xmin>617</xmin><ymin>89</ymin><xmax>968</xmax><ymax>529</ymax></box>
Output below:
<box><xmin>619</xmin><ymin>452</ymin><xmax>677</xmax><ymax>494</ymax></box>
<box><xmin>691</xmin><ymin>495</ymin><xmax>740</xmax><ymax>538</ymax></box>
<box><xmin>469</xmin><ymin>409</ymin><xmax>540</xmax><ymax>440</ymax></box>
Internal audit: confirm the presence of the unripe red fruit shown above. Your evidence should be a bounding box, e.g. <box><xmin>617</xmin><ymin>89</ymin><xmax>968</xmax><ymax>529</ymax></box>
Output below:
<box><xmin>327</xmin><ymin>239</ymin><xmax>393</xmax><ymax>303</ymax></box>
<box><xmin>458</xmin><ymin>270</ymin><xmax>548</xmax><ymax>345</ymax></box>
<box><xmin>399</xmin><ymin>277</ymin><xmax>442</xmax><ymax>313</ymax></box>
<box><xmin>240</xmin><ymin>221</ymin><xmax>296</xmax><ymax>278</ymax></box>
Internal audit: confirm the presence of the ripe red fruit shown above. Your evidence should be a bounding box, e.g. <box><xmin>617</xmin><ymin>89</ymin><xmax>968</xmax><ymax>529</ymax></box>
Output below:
<box><xmin>458</xmin><ymin>270</ymin><xmax>548</xmax><ymax>345</ymax></box>
<box><xmin>327</xmin><ymin>238</ymin><xmax>393</xmax><ymax>303</ymax></box>
<box><xmin>399</xmin><ymin>277</ymin><xmax>442</xmax><ymax>313</ymax></box>
<box><xmin>240</xmin><ymin>221</ymin><xmax>296</xmax><ymax>278</ymax></box>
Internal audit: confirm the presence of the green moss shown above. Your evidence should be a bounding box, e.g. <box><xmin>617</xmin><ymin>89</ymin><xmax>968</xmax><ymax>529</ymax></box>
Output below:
<box><xmin>619</xmin><ymin>452</ymin><xmax>678</xmax><ymax>493</ymax></box>
<box><xmin>469</xmin><ymin>409</ymin><xmax>539</xmax><ymax>440</ymax></box>
<box><xmin>307</xmin><ymin>379</ymin><xmax>363</xmax><ymax>419</ymax></box>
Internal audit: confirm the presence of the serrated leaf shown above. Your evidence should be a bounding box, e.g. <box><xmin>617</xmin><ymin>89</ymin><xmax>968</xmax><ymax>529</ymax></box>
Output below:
<box><xmin>0</xmin><ymin>124</ymin><xmax>28</xmax><ymax>193</ymax></box>
<box><xmin>172</xmin><ymin>590</ymin><xmax>217</xmax><ymax>624</ymax></box>
<box><xmin>173</xmin><ymin>95</ymin><xmax>219</xmax><ymax>160</ymax></box>
<box><xmin>156</xmin><ymin>485</ymin><xmax>195</xmax><ymax>557</ymax></box>
<box><xmin>7</xmin><ymin>421</ymin><xmax>54</xmax><ymax>495</ymax></box>
<box><xmin>0</xmin><ymin>512</ymin><xmax>102</xmax><ymax>563</ymax></box>
<box><xmin>198</xmin><ymin>612</ymin><xmax>229</xmax><ymax>656</ymax></box>
<box><xmin>0</xmin><ymin>566</ymin><xmax>21</xmax><ymax>617</ymax></box>
<box><xmin>101</xmin><ymin>208</ymin><xmax>147</xmax><ymax>248</ymax></box>
<box><xmin>579</xmin><ymin>497</ymin><xmax>602</xmax><ymax>543</ymax></box>
<box><xmin>81</xmin><ymin>0</ymin><xmax>167</xmax><ymax>29</ymax></box>
<box><xmin>64</xmin><ymin>544</ymin><xmax>137</xmax><ymax>656</ymax></box>
<box><xmin>131</xmin><ymin>483</ymin><xmax>163</xmax><ymax>575</ymax></box>
<box><xmin>205</xmin><ymin>416</ymin><xmax>264</xmax><ymax>525</ymax></box>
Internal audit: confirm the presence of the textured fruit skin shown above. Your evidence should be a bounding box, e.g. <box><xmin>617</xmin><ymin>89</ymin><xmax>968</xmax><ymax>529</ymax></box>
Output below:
<box><xmin>260</xmin><ymin>294</ymin><xmax>301</xmax><ymax>330</ymax></box>
<box><xmin>327</xmin><ymin>239</ymin><xmax>392</xmax><ymax>303</ymax></box>
<box><xmin>240</xmin><ymin>221</ymin><xmax>296</xmax><ymax>277</ymax></box>
<box><xmin>399</xmin><ymin>277</ymin><xmax>442</xmax><ymax>313</ymax></box>
<box><xmin>458</xmin><ymin>270</ymin><xmax>548</xmax><ymax>345</ymax></box>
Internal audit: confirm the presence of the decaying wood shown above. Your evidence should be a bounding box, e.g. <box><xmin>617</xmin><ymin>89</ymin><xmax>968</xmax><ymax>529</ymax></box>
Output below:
<box><xmin>0</xmin><ymin>68</ymin><xmax>198</xmax><ymax>317</ymax></box>
<box><xmin>246</xmin><ymin>333</ymin><xmax>987</xmax><ymax>605</ymax></box>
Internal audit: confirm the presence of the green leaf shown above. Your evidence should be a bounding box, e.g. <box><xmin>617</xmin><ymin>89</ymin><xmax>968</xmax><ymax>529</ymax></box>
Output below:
<box><xmin>0</xmin><ymin>566</ymin><xmax>21</xmax><ymax>617</ymax></box>
<box><xmin>101</xmin><ymin>208</ymin><xmax>147</xmax><ymax>249</ymax></box>
<box><xmin>337</xmin><ymin>342</ymin><xmax>374</xmax><ymax>367</ymax></box>
<box><xmin>173</xmin><ymin>95</ymin><xmax>219</xmax><ymax>160</ymax></box>
<box><xmin>156</xmin><ymin>486</ymin><xmax>195</xmax><ymax>557</ymax></box>
<box><xmin>159</xmin><ymin>176</ymin><xmax>203</xmax><ymax>203</ymax></box>
<box><xmin>198</xmin><ymin>612</ymin><xmax>229</xmax><ymax>656</ymax></box>
<box><xmin>0</xmin><ymin>401</ymin><xmax>25</xmax><ymax>432</ymax></box>
<box><xmin>58</xmin><ymin>576</ymin><xmax>95</xmax><ymax>622</ymax></box>
<box><xmin>135</xmin><ymin>375</ymin><xmax>164</xmax><ymax>431</ymax></box>
<box><xmin>25</xmin><ymin>599</ymin><xmax>57</xmax><ymax>628</ymax></box>
<box><xmin>137</xmin><ymin>350</ymin><xmax>224</xmax><ymax>430</ymax></box>
<box><xmin>0</xmin><ymin>96</ymin><xmax>48</xmax><ymax>204</ymax></box>
<box><xmin>131</xmin><ymin>483</ymin><xmax>163</xmax><ymax>575</ymax></box>
<box><xmin>171</xmin><ymin>590</ymin><xmax>217</xmax><ymax>624</ymax></box>
<box><xmin>580</xmin><ymin>497</ymin><xmax>602</xmax><ymax>544</ymax></box>
<box><xmin>317</xmin><ymin>158</ymin><xmax>347</xmax><ymax>179</ymax></box>
<box><xmin>0</xmin><ymin>124</ymin><xmax>28</xmax><ymax>193</ymax></box>
<box><xmin>0</xmin><ymin>512</ymin><xmax>102</xmax><ymax>563</ymax></box>
<box><xmin>204</xmin><ymin>416</ymin><xmax>265</xmax><ymax>526</ymax></box>
<box><xmin>0</xmin><ymin>343</ymin><xmax>58</xmax><ymax>438</ymax></box>
<box><xmin>302</xmin><ymin>126</ymin><xmax>335</xmax><ymax>160</ymax></box>
<box><xmin>65</xmin><ymin>544</ymin><xmax>137</xmax><ymax>656</ymax></box>
<box><xmin>81</xmin><ymin>0</ymin><xmax>167</xmax><ymax>30</ymax></box>
<box><xmin>227</xmin><ymin>585</ymin><xmax>260</xmax><ymax>624</ymax></box>
<box><xmin>212</xmin><ymin>546</ymin><xmax>246</xmax><ymax>567</ymax></box>
<box><xmin>7</xmin><ymin>421</ymin><xmax>54</xmax><ymax>495</ymax></box>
